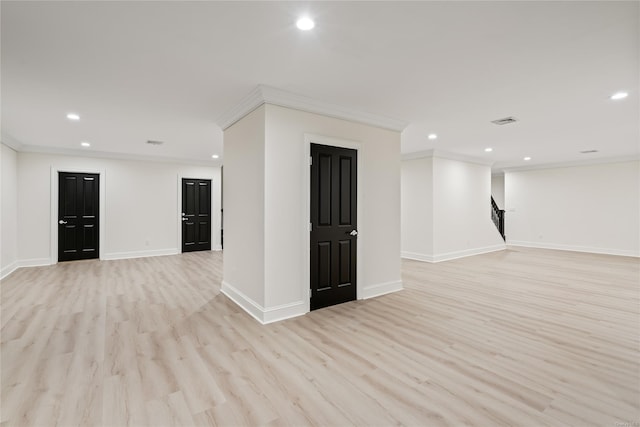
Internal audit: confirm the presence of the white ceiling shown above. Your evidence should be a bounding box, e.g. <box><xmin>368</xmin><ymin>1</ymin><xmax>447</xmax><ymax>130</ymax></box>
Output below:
<box><xmin>2</xmin><ymin>1</ymin><xmax>638</xmax><ymax>169</ymax></box>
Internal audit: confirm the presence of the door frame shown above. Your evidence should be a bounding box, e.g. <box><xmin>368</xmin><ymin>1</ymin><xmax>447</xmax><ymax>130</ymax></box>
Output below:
<box><xmin>50</xmin><ymin>167</ymin><xmax>106</xmax><ymax>265</ymax></box>
<box><xmin>303</xmin><ymin>134</ymin><xmax>363</xmax><ymax>314</ymax></box>
<box><xmin>176</xmin><ymin>174</ymin><xmax>219</xmax><ymax>252</ymax></box>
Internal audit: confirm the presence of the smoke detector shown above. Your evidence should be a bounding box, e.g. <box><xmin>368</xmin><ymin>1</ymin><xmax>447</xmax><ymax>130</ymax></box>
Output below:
<box><xmin>146</xmin><ymin>140</ymin><xmax>164</xmax><ymax>146</ymax></box>
<box><xmin>491</xmin><ymin>116</ymin><xmax>518</xmax><ymax>125</ymax></box>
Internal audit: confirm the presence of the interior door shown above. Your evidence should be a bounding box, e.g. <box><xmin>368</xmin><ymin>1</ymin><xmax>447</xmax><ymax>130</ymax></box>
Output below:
<box><xmin>58</xmin><ymin>172</ymin><xmax>99</xmax><ymax>262</ymax></box>
<box><xmin>310</xmin><ymin>144</ymin><xmax>357</xmax><ymax>310</ymax></box>
<box><xmin>182</xmin><ymin>178</ymin><xmax>212</xmax><ymax>252</ymax></box>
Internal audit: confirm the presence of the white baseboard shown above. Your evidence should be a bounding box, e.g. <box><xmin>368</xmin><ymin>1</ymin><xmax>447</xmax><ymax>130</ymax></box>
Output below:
<box><xmin>1</xmin><ymin>261</ymin><xmax>18</xmax><ymax>280</ymax></box>
<box><xmin>402</xmin><ymin>244</ymin><xmax>506</xmax><ymax>263</ymax></box>
<box><xmin>221</xmin><ymin>281</ymin><xmax>307</xmax><ymax>324</ymax></box>
<box><xmin>212</xmin><ymin>245</ymin><xmax>223</xmax><ymax>251</ymax></box>
<box><xmin>360</xmin><ymin>280</ymin><xmax>403</xmax><ymax>300</ymax></box>
<box><xmin>102</xmin><ymin>248</ymin><xmax>180</xmax><ymax>261</ymax></box>
<box><xmin>1</xmin><ymin>258</ymin><xmax>52</xmax><ymax>280</ymax></box>
<box><xmin>507</xmin><ymin>240</ymin><xmax>640</xmax><ymax>258</ymax></box>
<box><xmin>401</xmin><ymin>251</ymin><xmax>434</xmax><ymax>263</ymax></box>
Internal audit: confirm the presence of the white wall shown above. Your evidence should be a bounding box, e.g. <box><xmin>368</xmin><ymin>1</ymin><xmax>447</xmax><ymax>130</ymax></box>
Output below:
<box><xmin>16</xmin><ymin>152</ymin><xmax>221</xmax><ymax>266</ymax></box>
<box><xmin>222</xmin><ymin>105</ymin><xmax>266</xmax><ymax>307</ymax></box>
<box><xmin>1</xmin><ymin>143</ymin><xmax>19</xmax><ymax>279</ymax></box>
<box><xmin>401</xmin><ymin>156</ymin><xmax>433</xmax><ymax>259</ymax></box>
<box><xmin>491</xmin><ymin>174</ymin><xmax>505</xmax><ymax>209</ymax></box>
<box><xmin>400</xmin><ymin>153</ymin><xmax>506</xmax><ymax>262</ymax></box>
<box><xmin>505</xmin><ymin>160</ymin><xmax>640</xmax><ymax>256</ymax></box>
<box><xmin>265</xmin><ymin>104</ymin><xmax>402</xmax><ymax>308</ymax></box>
<box><xmin>223</xmin><ymin>103</ymin><xmax>403</xmax><ymax>323</ymax></box>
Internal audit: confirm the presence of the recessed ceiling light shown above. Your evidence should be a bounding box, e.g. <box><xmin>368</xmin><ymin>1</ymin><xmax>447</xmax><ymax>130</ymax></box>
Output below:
<box><xmin>211</xmin><ymin>154</ymin><xmax>219</xmax><ymax>159</ymax></box>
<box><xmin>296</xmin><ymin>17</ymin><xmax>315</xmax><ymax>30</ymax></box>
<box><xmin>610</xmin><ymin>92</ymin><xmax>628</xmax><ymax>100</ymax></box>
<box><xmin>523</xmin><ymin>156</ymin><xmax>531</xmax><ymax>161</ymax></box>
<box><xmin>484</xmin><ymin>148</ymin><xmax>493</xmax><ymax>152</ymax></box>
<box><xmin>80</xmin><ymin>141</ymin><xmax>91</xmax><ymax>147</ymax></box>
<box><xmin>66</xmin><ymin>113</ymin><xmax>80</xmax><ymax>120</ymax></box>
<box><xmin>427</xmin><ymin>134</ymin><xmax>438</xmax><ymax>140</ymax></box>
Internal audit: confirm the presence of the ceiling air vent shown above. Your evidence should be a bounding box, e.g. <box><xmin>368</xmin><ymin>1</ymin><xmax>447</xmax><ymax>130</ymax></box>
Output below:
<box><xmin>146</xmin><ymin>140</ymin><xmax>164</xmax><ymax>146</ymax></box>
<box><xmin>580</xmin><ymin>150</ymin><xmax>599</xmax><ymax>154</ymax></box>
<box><xmin>491</xmin><ymin>116</ymin><xmax>518</xmax><ymax>125</ymax></box>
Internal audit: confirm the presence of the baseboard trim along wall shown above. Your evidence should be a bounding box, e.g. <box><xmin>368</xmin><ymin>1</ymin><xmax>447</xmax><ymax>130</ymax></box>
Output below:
<box><xmin>1</xmin><ymin>258</ymin><xmax>52</xmax><ymax>280</ymax></box>
<box><xmin>221</xmin><ymin>281</ymin><xmax>306</xmax><ymax>325</ymax></box>
<box><xmin>401</xmin><ymin>244</ymin><xmax>506</xmax><ymax>263</ymax></box>
<box><xmin>102</xmin><ymin>248</ymin><xmax>180</xmax><ymax>261</ymax></box>
<box><xmin>507</xmin><ymin>241</ymin><xmax>640</xmax><ymax>258</ymax></box>
<box><xmin>360</xmin><ymin>280</ymin><xmax>403</xmax><ymax>300</ymax></box>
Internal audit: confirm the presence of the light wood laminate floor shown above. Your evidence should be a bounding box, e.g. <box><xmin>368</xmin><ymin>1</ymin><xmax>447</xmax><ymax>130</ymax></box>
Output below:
<box><xmin>1</xmin><ymin>247</ymin><xmax>639</xmax><ymax>426</ymax></box>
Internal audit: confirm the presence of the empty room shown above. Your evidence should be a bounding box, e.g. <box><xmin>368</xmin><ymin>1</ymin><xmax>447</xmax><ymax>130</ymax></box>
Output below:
<box><xmin>1</xmin><ymin>1</ymin><xmax>638</xmax><ymax>426</ymax></box>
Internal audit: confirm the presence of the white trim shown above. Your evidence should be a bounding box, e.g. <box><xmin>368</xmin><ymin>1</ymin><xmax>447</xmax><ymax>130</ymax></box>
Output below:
<box><xmin>401</xmin><ymin>244</ymin><xmax>506</xmax><ymax>263</ymax></box>
<box><xmin>263</xmin><ymin>300</ymin><xmax>306</xmax><ymax>324</ymax></box>
<box><xmin>507</xmin><ymin>241</ymin><xmax>640</xmax><ymax>258</ymax></box>
<box><xmin>18</xmin><ymin>144</ymin><xmax>221</xmax><ymax>167</ymax></box>
<box><xmin>497</xmin><ymin>154</ymin><xmax>640</xmax><ymax>173</ymax></box>
<box><xmin>221</xmin><ymin>280</ymin><xmax>266</xmax><ymax>324</ymax></box>
<box><xmin>402</xmin><ymin>149</ymin><xmax>494</xmax><ymax>166</ymax></box>
<box><xmin>1</xmin><ymin>134</ymin><xmax>24</xmax><ymax>151</ymax></box>
<box><xmin>212</xmin><ymin>244</ymin><xmax>223</xmax><ymax>251</ymax></box>
<box><xmin>304</xmin><ymin>134</ymin><xmax>364</xmax><ymax>313</ymax></box>
<box><xmin>102</xmin><ymin>248</ymin><xmax>180</xmax><ymax>261</ymax></box>
<box><xmin>50</xmin><ymin>167</ymin><xmax>106</xmax><ymax>265</ymax></box>
<box><xmin>218</xmin><ymin>85</ymin><xmax>408</xmax><ymax>132</ymax></box>
<box><xmin>0</xmin><ymin>262</ymin><xmax>19</xmax><ymax>280</ymax></box>
<box><xmin>19</xmin><ymin>258</ymin><xmax>53</xmax><ymax>267</ymax></box>
<box><xmin>360</xmin><ymin>280</ymin><xmax>403</xmax><ymax>300</ymax></box>
<box><xmin>221</xmin><ymin>281</ymin><xmax>306</xmax><ymax>324</ymax></box>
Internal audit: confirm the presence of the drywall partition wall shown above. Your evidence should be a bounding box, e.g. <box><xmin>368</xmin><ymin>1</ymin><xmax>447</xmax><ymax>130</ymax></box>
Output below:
<box><xmin>400</xmin><ymin>153</ymin><xmax>505</xmax><ymax>262</ymax></box>
<box><xmin>432</xmin><ymin>157</ymin><xmax>506</xmax><ymax>260</ymax></box>
<box><xmin>222</xmin><ymin>102</ymin><xmax>403</xmax><ymax>323</ymax></box>
<box><xmin>1</xmin><ymin>144</ymin><xmax>19</xmax><ymax>278</ymax></box>
<box><xmin>491</xmin><ymin>174</ymin><xmax>505</xmax><ymax>209</ymax></box>
<box><xmin>401</xmin><ymin>156</ymin><xmax>434</xmax><ymax>261</ymax></box>
<box><xmin>264</xmin><ymin>104</ymin><xmax>403</xmax><ymax>313</ymax></box>
<box><xmin>221</xmin><ymin>105</ymin><xmax>266</xmax><ymax>311</ymax></box>
<box><xmin>505</xmin><ymin>160</ymin><xmax>640</xmax><ymax>256</ymax></box>
<box><xmin>16</xmin><ymin>151</ymin><xmax>221</xmax><ymax>264</ymax></box>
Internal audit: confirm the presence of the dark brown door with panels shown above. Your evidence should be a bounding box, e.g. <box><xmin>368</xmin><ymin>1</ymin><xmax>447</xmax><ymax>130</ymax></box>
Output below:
<box><xmin>58</xmin><ymin>172</ymin><xmax>99</xmax><ymax>262</ymax></box>
<box><xmin>310</xmin><ymin>144</ymin><xmax>358</xmax><ymax>310</ymax></box>
<box><xmin>182</xmin><ymin>178</ymin><xmax>212</xmax><ymax>252</ymax></box>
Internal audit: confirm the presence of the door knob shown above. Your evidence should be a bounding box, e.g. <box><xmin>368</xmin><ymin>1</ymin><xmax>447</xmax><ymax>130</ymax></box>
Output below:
<box><xmin>182</xmin><ymin>217</ymin><xmax>188</xmax><ymax>221</ymax></box>
<box><xmin>349</xmin><ymin>230</ymin><xmax>358</xmax><ymax>236</ymax></box>
<box><xmin>58</xmin><ymin>220</ymin><xmax>67</xmax><ymax>225</ymax></box>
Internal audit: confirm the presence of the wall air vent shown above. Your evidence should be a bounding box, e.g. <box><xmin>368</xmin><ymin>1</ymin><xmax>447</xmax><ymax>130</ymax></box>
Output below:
<box><xmin>580</xmin><ymin>150</ymin><xmax>599</xmax><ymax>154</ymax></box>
<box><xmin>146</xmin><ymin>140</ymin><xmax>164</xmax><ymax>145</ymax></box>
<box><xmin>491</xmin><ymin>116</ymin><xmax>518</xmax><ymax>125</ymax></box>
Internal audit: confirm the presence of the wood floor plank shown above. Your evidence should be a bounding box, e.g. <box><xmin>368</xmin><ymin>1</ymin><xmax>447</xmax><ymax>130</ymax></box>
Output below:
<box><xmin>1</xmin><ymin>247</ymin><xmax>638</xmax><ymax>426</ymax></box>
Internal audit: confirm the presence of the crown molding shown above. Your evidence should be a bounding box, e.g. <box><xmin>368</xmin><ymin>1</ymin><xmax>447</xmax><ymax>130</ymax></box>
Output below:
<box><xmin>402</xmin><ymin>149</ymin><xmax>494</xmax><ymax>166</ymax></box>
<box><xmin>14</xmin><ymin>143</ymin><xmax>221</xmax><ymax>167</ymax></box>
<box><xmin>498</xmin><ymin>154</ymin><xmax>640</xmax><ymax>173</ymax></box>
<box><xmin>216</xmin><ymin>84</ymin><xmax>409</xmax><ymax>132</ymax></box>
<box><xmin>1</xmin><ymin>133</ymin><xmax>25</xmax><ymax>151</ymax></box>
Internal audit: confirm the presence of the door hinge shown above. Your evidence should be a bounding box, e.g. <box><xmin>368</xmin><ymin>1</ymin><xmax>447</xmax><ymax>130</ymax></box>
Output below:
<box><xmin>309</xmin><ymin>156</ymin><xmax>313</xmax><ymax>166</ymax></box>
<box><xmin>309</xmin><ymin>222</ymin><xmax>313</xmax><ymax>232</ymax></box>
<box><xmin>310</xmin><ymin>288</ymin><xmax>312</xmax><ymax>298</ymax></box>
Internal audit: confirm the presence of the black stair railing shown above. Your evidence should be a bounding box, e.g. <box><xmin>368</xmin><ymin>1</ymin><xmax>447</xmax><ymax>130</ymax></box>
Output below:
<box><xmin>491</xmin><ymin>196</ymin><xmax>505</xmax><ymax>241</ymax></box>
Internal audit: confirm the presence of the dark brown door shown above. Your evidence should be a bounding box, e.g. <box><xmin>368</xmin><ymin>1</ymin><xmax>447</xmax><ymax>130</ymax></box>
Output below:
<box><xmin>310</xmin><ymin>144</ymin><xmax>357</xmax><ymax>310</ymax></box>
<box><xmin>58</xmin><ymin>172</ymin><xmax>99</xmax><ymax>262</ymax></box>
<box><xmin>182</xmin><ymin>178</ymin><xmax>212</xmax><ymax>252</ymax></box>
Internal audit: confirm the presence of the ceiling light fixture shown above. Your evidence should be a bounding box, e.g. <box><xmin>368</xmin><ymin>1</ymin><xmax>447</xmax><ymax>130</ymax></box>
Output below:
<box><xmin>80</xmin><ymin>141</ymin><xmax>91</xmax><ymax>147</ymax></box>
<box><xmin>66</xmin><ymin>113</ymin><xmax>80</xmax><ymax>120</ymax></box>
<box><xmin>523</xmin><ymin>156</ymin><xmax>531</xmax><ymax>161</ymax></box>
<box><xmin>427</xmin><ymin>134</ymin><xmax>437</xmax><ymax>140</ymax></box>
<box><xmin>296</xmin><ymin>17</ymin><xmax>315</xmax><ymax>30</ymax></box>
<box><xmin>484</xmin><ymin>148</ymin><xmax>493</xmax><ymax>152</ymax></box>
<box><xmin>211</xmin><ymin>154</ymin><xmax>219</xmax><ymax>159</ymax></box>
<box><xmin>610</xmin><ymin>92</ymin><xmax>628</xmax><ymax>100</ymax></box>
